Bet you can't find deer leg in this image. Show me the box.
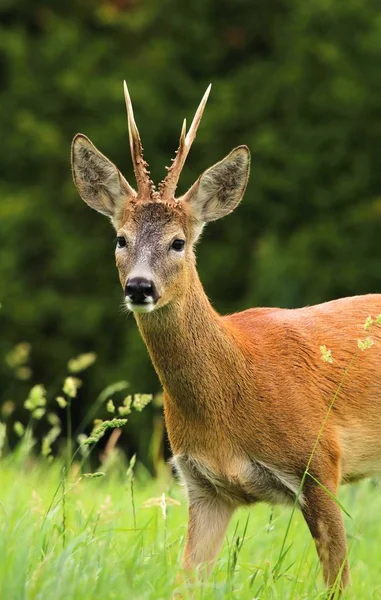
[301,477,350,593]
[182,498,235,573]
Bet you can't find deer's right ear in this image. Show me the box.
[184,145,250,226]
[71,134,136,220]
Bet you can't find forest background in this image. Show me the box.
[1,0,381,466]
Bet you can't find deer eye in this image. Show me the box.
[116,236,127,248]
[171,239,185,252]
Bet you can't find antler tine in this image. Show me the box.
[123,81,155,199]
[159,84,212,202]
[185,83,211,146]
[180,118,187,149]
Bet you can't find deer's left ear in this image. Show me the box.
[184,146,250,223]
[71,134,136,223]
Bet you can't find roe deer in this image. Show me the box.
[71,82,381,592]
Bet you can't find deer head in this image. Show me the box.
[71,83,250,313]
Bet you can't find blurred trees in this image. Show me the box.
[1,0,381,460]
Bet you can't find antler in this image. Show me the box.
[159,84,212,202]
[123,81,155,200]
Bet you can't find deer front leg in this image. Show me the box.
[182,498,235,573]
[302,478,350,593]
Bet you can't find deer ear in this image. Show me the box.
[71,134,136,221]
[185,146,250,224]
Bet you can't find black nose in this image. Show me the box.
[125,277,158,304]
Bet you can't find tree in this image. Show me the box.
[1,0,380,461]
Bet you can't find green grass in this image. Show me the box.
[0,456,380,600]
[3,346,381,599]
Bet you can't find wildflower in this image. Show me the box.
[82,418,128,445]
[24,385,46,411]
[5,343,31,368]
[15,367,32,381]
[320,345,333,364]
[68,352,97,373]
[2,400,16,418]
[160,492,167,520]
[118,395,132,416]
[77,434,90,457]
[56,396,67,409]
[77,433,88,445]
[126,454,136,481]
[358,337,374,351]
[376,315,381,325]
[364,316,373,331]
[32,408,45,420]
[106,399,115,414]
[63,377,82,398]
[42,426,61,458]
[13,421,25,437]
[46,412,61,426]
[142,494,181,512]
[92,419,103,431]
[133,393,153,412]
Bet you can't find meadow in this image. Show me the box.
[1,398,381,600]
[0,455,380,600]
[1,344,381,600]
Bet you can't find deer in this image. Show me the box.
[71,82,381,593]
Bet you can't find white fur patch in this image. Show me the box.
[125,300,155,313]
[172,454,304,508]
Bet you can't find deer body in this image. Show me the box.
[71,83,381,592]
[136,264,381,582]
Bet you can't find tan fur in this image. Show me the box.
[136,268,379,592]
[71,88,381,593]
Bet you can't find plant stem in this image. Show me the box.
[66,401,72,474]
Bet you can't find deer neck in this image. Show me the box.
[134,264,244,417]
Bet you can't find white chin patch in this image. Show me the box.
[125,300,156,314]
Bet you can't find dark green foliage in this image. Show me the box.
[1,0,381,459]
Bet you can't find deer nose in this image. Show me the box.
[125,277,158,304]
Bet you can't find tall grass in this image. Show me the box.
[0,314,380,599]
[0,458,380,599]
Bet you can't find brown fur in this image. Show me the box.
[137,267,380,591]
[72,106,381,592]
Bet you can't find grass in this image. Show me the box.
[0,455,380,600]
[3,338,381,599]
